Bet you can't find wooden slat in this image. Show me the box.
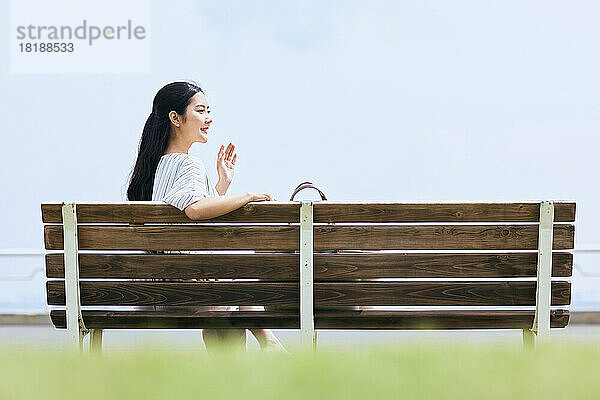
[47,281,299,307]
[48,309,570,330]
[314,281,570,307]
[41,202,300,224]
[42,202,576,224]
[314,225,574,250]
[43,224,574,251]
[46,281,570,307]
[43,225,299,251]
[50,309,299,329]
[45,253,300,280]
[45,252,573,279]
[313,202,576,223]
[313,252,573,279]
[315,309,570,329]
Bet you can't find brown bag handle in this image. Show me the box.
[289,181,327,201]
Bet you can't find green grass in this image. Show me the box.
[1,343,599,399]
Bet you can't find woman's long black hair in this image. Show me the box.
[126,81,203,201]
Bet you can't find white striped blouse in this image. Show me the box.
[152,152,218,210]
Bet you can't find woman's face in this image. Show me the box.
[176,91,212,144]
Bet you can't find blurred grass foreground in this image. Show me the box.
[1,344,599,399]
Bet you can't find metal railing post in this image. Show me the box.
[530,201,554,347]
[61,202,88,352]
[299,202,315,350]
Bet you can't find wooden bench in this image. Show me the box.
[41,201,575,352]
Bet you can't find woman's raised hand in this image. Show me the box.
[216,142,237,183]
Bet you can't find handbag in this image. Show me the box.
[289,181,327,201]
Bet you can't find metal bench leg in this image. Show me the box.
[62,203,88,352]
[90,329,103,353]
[530,201,554,348]
[300,202,316,351]
[522,329,535,349]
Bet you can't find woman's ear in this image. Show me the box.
[169,111,181,128]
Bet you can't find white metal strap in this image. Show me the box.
[299,202,315,350]
[62,202,87,351]
[532,201,554,342]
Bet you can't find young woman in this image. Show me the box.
[126,80,286,352]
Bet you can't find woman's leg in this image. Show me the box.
[239,305,287,352]
[202,328,246,352]
[195,305,246,352]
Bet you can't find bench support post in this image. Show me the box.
[89,329,103,353]
[300,202,316,351]
[528,201,554,348]
[62,203,88,352]
[522,328,535,350]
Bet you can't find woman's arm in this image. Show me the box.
[191,143,274,219]
[184,192,273,220]
[215,178,231,196]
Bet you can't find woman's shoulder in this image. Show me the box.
[184,153,207,167]
[157,154,208,185]
[160,152,205,163]
[159,153,206,170]
[159,152,190,164]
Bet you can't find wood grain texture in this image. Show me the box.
[47,281,299,307]
[41,202,300,224]
[314,281,570,307]
[43,224,574,251]
[45,252,573,279]
[45,253,300,280]
[314,225,574,250]
[49,309,569,330]
[313,202,576,223]
[46,281,570,307]
[313,309,570,329]
[312,252,573,279]
[41,202,576,223]
[44,225,299,251]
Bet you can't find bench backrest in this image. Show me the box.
[41,201,574,331]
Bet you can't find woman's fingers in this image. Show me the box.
[231,153,237,165]
[224,143,231,159]
[225,143,235,160]
[251,192,276,202]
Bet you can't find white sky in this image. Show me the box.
[1,1,599,310]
